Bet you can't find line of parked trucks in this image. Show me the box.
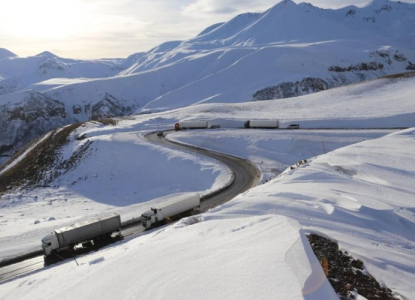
[41,193,201,257]
[174,120,299,130]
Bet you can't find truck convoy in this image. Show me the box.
[175,121,208,130]
[244,120,279,129]
[41,213,122,257]
[141,193,200,229]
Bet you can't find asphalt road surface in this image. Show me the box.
[146,131,261,211]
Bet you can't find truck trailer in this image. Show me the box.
[175,121,208,130]
[244,120,279,129]
[141,193,200,229]
[41,213,122,257]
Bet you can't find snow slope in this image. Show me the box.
[0,52,128,96]
[0,215,337,300]
[169,129,394,182]
[199,128,415,299]
[160,72,415,129]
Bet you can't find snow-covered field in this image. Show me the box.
[1,73,415,298]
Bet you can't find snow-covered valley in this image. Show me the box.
[0,67,415,298]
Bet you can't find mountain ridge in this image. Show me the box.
[1,0,415,164]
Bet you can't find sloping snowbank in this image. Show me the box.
[203,128,415,298]
[0,215,337,300]
[169,129,394,182]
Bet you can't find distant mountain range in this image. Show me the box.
[1,0,415,164]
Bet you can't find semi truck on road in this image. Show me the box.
[175,121,208,130]
[41,213,122,257]
[141,193,200,229]
[244,120,279,128]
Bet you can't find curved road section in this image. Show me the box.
[147,131,261,212]
[0,130,260,282]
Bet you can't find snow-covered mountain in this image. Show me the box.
[0,48,16,61]
[0,51,133,95]
[1,0,415,164]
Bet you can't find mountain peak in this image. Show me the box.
[272,0,297,9]
[35,51,58,58]
[363,0,392,8]
[265,0,298,15]
[0,48,17,59]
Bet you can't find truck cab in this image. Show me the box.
[42,232,59,256]
[141,209,156,228]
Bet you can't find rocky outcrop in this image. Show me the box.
[91,93,135,120]
[0,123,91,194]
[0,91,69,163]
[307,234,399,300]
[0,90,137,165]
[406,61,415,70]
[253,77,330,101]
[328,62,384,72]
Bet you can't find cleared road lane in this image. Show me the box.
[0,130,260,282]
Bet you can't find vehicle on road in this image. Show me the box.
[141,193,200,229]
[287,124,300,129]
[244,120,279,129]
[41,213,122,257]
[157,131,164,137]
[175,121,208,130]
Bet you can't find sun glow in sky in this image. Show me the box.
[1,0,414,59]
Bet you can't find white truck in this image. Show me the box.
[41,213,122,257]
[175,121,208,130]
[244,120,279,129]
[141,193,200,229]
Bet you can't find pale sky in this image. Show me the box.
[0,0,413,59]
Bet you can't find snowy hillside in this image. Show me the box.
[1,72,415,298]
[2,0,415,163]
[0,51,129,96]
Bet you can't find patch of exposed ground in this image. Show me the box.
[307,234,399,300]
[0,123,83,195]
[381,71,415,79]
[96,118,118,126]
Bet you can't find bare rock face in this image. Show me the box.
[72,105,82,114]
[0,91,137,165]
[91,93,134,120]
[328,62,384,72]
[253,77,330,100]
[307,234,399,300]
[0,91,69,163]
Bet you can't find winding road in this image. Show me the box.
[0,130,260,283]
